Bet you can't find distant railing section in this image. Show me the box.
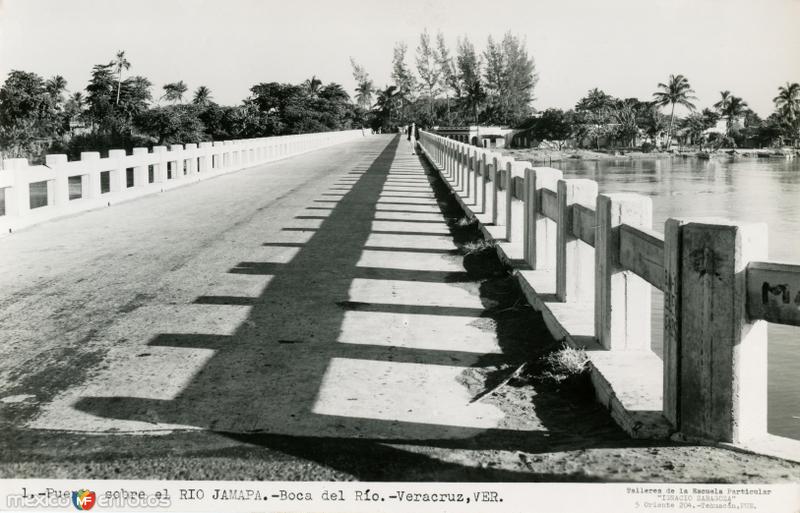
[0,129,368,234]
[419,130,799,446]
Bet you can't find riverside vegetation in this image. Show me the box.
[1,32,797,164]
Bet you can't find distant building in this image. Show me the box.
[433,126,514,148]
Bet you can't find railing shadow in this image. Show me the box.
[71,135,654,481]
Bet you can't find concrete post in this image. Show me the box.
[152,146,168,186]
[185,143,198,177]
[663,218,688,428]
[504,162,513,241]
[454,146,461,188]
[594,193,653,350]
[222,141,231,169]
[46,154,69,207]
[80,152,101,199]
[4,158,30,217]
[446,142,453,179]
[471,150,478,203]
[466,153,473,200]
[478,153,487,214]
[108,149,126,193]
[556,179,598,302]
[523,167,562,269]
[132,148,148,187]
[461,149,468,192]
[491,156,500,225]
[199,142,213,173]
[169,145,184,180]
[456,147,462,190]
[451,143,457,181]
[213,142,224,171]
[669,219,768,443]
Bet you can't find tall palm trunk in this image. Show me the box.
[115,70,122,105]
[665,103,676,149]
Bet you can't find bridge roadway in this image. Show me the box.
[1,134,797,481]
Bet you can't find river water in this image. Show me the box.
[552,155,800,440]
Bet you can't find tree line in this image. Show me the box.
[351,30,538,130]
[0,51,363,162]
[518,75,800,151]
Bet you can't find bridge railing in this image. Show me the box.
[0,129,368,235]
[419,130,800,455]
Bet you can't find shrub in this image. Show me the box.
[640,141,655,153]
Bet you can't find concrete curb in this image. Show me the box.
[418,143,674,440]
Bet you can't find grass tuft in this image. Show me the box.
[461,239,497,255]
[540,343,589,383]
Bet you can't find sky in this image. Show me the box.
[0,0,798,117]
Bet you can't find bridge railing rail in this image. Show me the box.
[0,129,367,235]
[419,129,799,452]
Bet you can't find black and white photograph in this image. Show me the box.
[0,0,799,511]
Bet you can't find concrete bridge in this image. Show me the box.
[0,132,798,480]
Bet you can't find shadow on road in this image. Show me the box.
[56,135,645,480]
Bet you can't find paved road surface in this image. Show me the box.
[1,135,798,482]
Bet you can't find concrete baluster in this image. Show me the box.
[108,149,126,193]
[131,148,148,187]
[198,142,213,173]
[80,152,101,199]
[4,158,31,218]
[46,154,69,207]
[461,148,468,191]
[491,156,500,225]
[664,219,767,443]
[471,150,478,204]
[594,193,653,350]
[556,179,598,302]
[212,142,224,171]
[444,142,450,178]
[465,152,472,200]
[167,144,182,181]
[504,162,513,240]
[450,143,456,180]
[151,146,168,187]
[506,161,530,242]
[478,152,487,214]
[184,143,198,178]
[523,167,562,269]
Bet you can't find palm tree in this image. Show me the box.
[162,81,188,103]
[64,92,84,128]
[320,83,349,103]
[713,90,732,113]
[613,104,639,147]
[720,95,748,137]
[774,82,800,117]
[680,113,710,150]
[774,83,800,145]
[303,76,323,98]
[45,75,67,106]
[113,50,131,105]
[374,85,399,127]
[192,85,212,106]
[354,79,374,110]
[653,74,698,149]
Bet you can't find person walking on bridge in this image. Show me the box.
[407,122,417,155]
